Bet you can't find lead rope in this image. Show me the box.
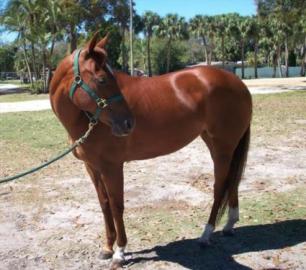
[0,121,97,184]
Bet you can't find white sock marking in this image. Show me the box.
[112,246,125,262]
[223,207,239,232]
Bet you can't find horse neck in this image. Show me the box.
[113,71,136,89]
[50,63,89,141]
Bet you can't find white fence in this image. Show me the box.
[235,66,304,79]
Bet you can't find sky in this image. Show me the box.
[1,0,256,43]
[134,0,256,19]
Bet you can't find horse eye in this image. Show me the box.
[97,77,107,84]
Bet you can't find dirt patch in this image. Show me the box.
[0,135,305,269]
[0,90,306,269]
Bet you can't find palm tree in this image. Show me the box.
[215,15,227,68]
[247,16,260,78]
[225,13,248,78]
[1,0,35,86]
[297,14,306,76]
[237,16,249,79]
[206,16,217,65]
[157,14,188,73]
[142,11,160,76]
[43,0,63,90]
[189,15,210,64]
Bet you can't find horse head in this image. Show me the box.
[69,32,135,137]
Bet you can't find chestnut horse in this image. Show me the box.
[50,33,252,265]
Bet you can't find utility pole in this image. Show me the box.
[129,0,134,76]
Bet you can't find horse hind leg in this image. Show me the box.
[199,144,234,246]
[199,127,250,246]
[222,187,239,236]
[222,127,250,236]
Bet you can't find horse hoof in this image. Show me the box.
[222,229,235,236]
[110,259,124,270]
[98,250,114,260]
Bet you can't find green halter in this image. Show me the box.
[69,49,123,123]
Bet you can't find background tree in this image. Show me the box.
[189,15,210,64]
[142,11,160,76]
[0,44,16,74]
[247,16,260,78]
[156,14,188,73]
[214,14,227,67]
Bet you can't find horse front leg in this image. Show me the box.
[85,163,116,259]
[100,162,127,266]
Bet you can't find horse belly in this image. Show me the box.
[126,120,204,161]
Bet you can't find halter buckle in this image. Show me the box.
[97,98,108,108]
[74,75,82,85]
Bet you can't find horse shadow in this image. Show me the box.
[125,219,306,270]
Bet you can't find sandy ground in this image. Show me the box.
[0,136,305,270]
[0,77,305,269]
[0,99,51,113]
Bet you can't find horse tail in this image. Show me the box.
[216,125,251,224]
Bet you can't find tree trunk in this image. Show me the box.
[241,39,245,79]
[42,48,49,94]
[202,36,208,64]
[30,41,39,80]
[166,39,172,73]
[121,28,128,72]
[23,50,33,88]
[69,24,77,53]
[254,41,258,79]
[147,35,152,77]
[208,34,214,65]
[21,38,34,88]
[301,53,306,77]
[272,52,277,78]
[277,46,283,78]
[208,49,212,65]
[222,36,225,68]
[46,35,56,91]
[300,39,306,76]
[285,36,289,77]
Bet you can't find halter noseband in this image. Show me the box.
[69,49,123,123]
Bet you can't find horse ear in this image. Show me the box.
[96,33,109,49]
[88,31,101,54]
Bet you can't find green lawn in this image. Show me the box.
[0,110,66,153]
[0,91,305,163]
[251,91,306,146]
[0,92,49,102]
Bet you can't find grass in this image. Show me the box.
[240,188,306,225]
[252,91,306,147]
[0,92,49,102]
[0,111,68,174]
[1,91,304,156]
[0,110,66,152]
[0,91,305,270]
[125,187,306,247]
[0,90,305,189]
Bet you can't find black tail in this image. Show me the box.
[216,126,251,224]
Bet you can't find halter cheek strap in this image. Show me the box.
[69,49,123,123]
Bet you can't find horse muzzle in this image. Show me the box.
[111,117,135,137]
